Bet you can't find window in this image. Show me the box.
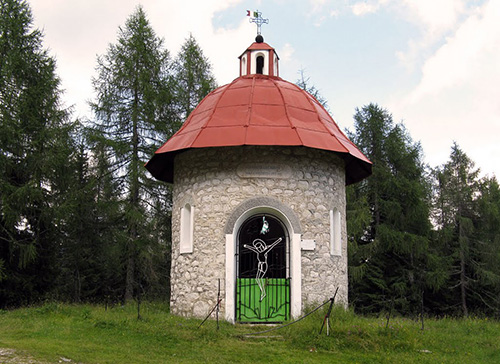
[180,203,194,254]
[330,209,341,256]
[241,55,247,76]
[256,55,264,74]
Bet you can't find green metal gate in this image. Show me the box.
[236,215,290,323]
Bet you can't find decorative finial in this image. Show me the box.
[247,10,269,36]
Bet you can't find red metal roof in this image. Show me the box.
[146,74,372,185]
[239,41,275,56]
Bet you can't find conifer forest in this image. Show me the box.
[1,0,499,318]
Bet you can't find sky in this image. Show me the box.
[29,0,499,178]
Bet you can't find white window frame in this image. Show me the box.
[330,208,342,256]
[250,51,269,75]
[180,203,194,254]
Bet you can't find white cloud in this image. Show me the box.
[389,0,500,176]
[400,0,467,36]
[277,43,301,80]
[351,2,380,16]
[278,43,295,63]
[309,0,328,14]
[313,15,329,27]
[330,9,340,17]
[29,0,250,118]
[307,0,342,26]
[402,1,499,105]
[391,0,474,70]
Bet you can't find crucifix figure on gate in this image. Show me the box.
[244,237,282,301]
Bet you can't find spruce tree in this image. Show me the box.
[296,68,329,109]
[89,6,174,302]
[173,34,217,120]
[0,0,73,306]
[52,129,118,302]
[347,104,436,315]
[432,143,499,316]
[475,177,500,315]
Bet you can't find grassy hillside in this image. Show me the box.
[1,302,499,363]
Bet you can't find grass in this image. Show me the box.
[1,302,499,363]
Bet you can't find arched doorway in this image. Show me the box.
[235,214,290,323]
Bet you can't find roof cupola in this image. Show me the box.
[239,35,279,77]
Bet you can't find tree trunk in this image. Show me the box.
[125,85,140,302]
[460,248,468,317]
[74,268,81,303]
[125,246,135,301]
[459,219,468,317]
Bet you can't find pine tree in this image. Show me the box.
[296,68,329,110]
[89,139,126,302]
[89,6,174,302]
[347,104,436,315]
[475,177,500,315]
[432,143,499,316]
[52,128,119,302]
[0,0,73,306]
[173,34,217,121]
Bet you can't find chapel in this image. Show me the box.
[146,27,371,323]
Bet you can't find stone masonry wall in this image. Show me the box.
[170,146,347,318]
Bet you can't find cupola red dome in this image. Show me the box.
[146,71,371,184]
[146,37,371,184]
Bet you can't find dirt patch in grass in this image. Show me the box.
[0,348,80,364]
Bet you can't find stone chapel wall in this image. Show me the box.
[170,146,347,318]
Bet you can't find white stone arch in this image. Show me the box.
[250,50,269,75]
[224,197,302,322]
[241,54,247,76]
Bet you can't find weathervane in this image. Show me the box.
[247,10,269,35]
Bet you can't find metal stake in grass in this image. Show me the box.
[216,279,220,330]
[198,279,223,329]
[319,287,338,336]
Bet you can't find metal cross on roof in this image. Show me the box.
[247,10,269,35]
